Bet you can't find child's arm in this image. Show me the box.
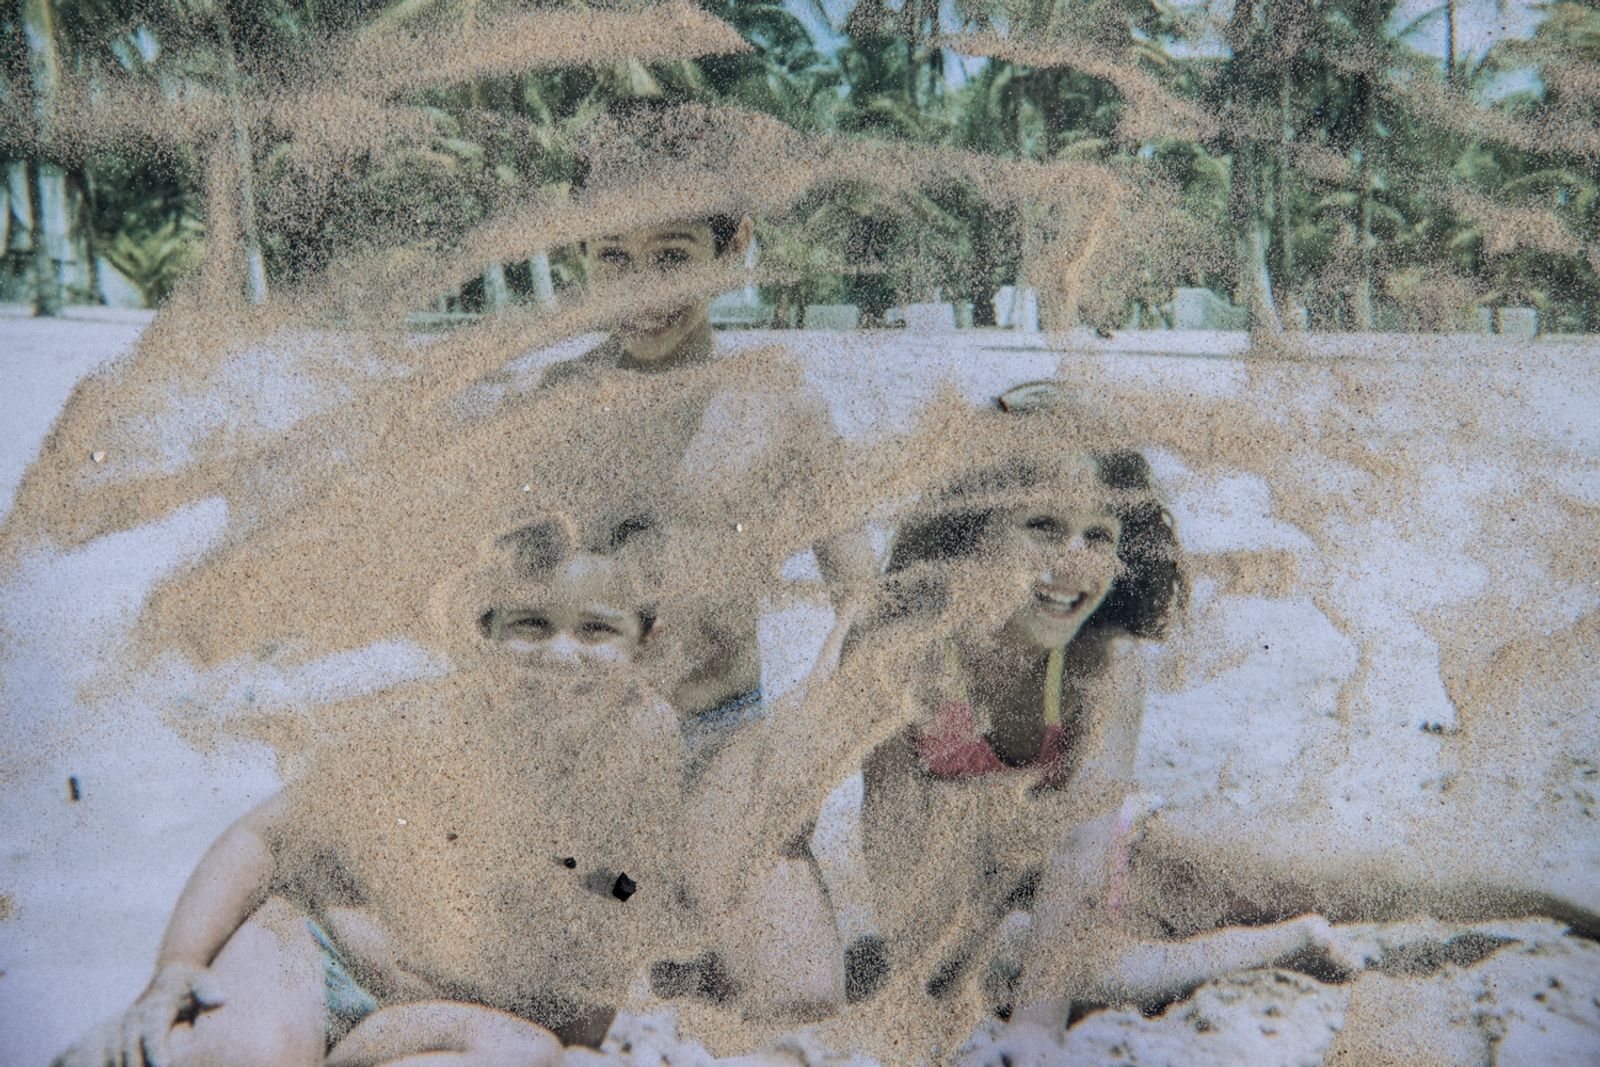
[1053,634,1147,815]
[683,612,919,912]
[151,792,286,974]
[53,793,288,1067]
[1008,641,1149,1007]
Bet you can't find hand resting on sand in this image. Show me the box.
[51,960,224,1067]
[965,913,1375,1067]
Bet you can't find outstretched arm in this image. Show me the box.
[683,605,923,904]
[53,793,287,1067]
[679,611,920,1016]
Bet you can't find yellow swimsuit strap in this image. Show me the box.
[1043,644,1065,728]
[941,638,1067,728]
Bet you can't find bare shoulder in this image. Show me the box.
[1069,628,1148,696]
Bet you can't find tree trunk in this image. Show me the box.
[1223,0,1281,338]
[1353,148,1375,330]
[7,162,32,305]
[21,0,65,315]
[25,161,62,315]
[1445,0,1457,84]
[529,250,556,308]
[1038,70,1069,159]
[74,168,105,304]
[970,205,999,327]
[0,169,9,254]
[1276,64,1297,329]
[1231,142,1282,337]
[904,35,917,109]
[211,4,268,305]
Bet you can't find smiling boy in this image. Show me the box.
[541,214,755,384]
[533,187,873,738]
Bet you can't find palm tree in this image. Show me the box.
[13,0,68,314]
[1449,1,1600,329]
[702,0,841,129]
[1212,0,1289,334]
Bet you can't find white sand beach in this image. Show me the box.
[3,313,1598,1065]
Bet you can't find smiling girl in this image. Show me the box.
[848,431,1183,992]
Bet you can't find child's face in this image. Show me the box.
[487,553,645,668]
[586,221,722,363]
[981,496,1123,651]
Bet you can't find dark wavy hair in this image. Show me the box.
[571,98,742,255]
[882,450,1185,640]
[475,515,659,638]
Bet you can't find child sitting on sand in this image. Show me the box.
[842,393,1188,1009]
[718,387,1365,1055]
[50,513,829,1067]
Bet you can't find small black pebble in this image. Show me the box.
[562,856,577,869]
[67,776,81,802]
[612,872,637,901]
[445,832,458,842]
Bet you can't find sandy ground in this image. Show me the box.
[3,313,1598,1065]
[0,309,285,1066]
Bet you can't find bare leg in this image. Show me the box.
[327,1002,561,1067]
[1012,914,1338,1030]
[164,897,327,1067]
[722,857,846,1021]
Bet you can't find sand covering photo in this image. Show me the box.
[2,2,1598,1065]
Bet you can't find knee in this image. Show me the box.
[165,900,325,1067]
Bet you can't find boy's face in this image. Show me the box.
[488,553,645,668]
[585,221,728,364]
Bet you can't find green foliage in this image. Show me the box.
[23,0,1599,330]
[102,212,205,306]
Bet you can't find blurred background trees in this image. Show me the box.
[2,0,1593,334]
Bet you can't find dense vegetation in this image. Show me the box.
[2,0,1596,333]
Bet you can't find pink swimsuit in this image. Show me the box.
[910,654,1134,919]
[914,698,1069,787]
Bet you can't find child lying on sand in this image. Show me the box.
[51,515,836,1067]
